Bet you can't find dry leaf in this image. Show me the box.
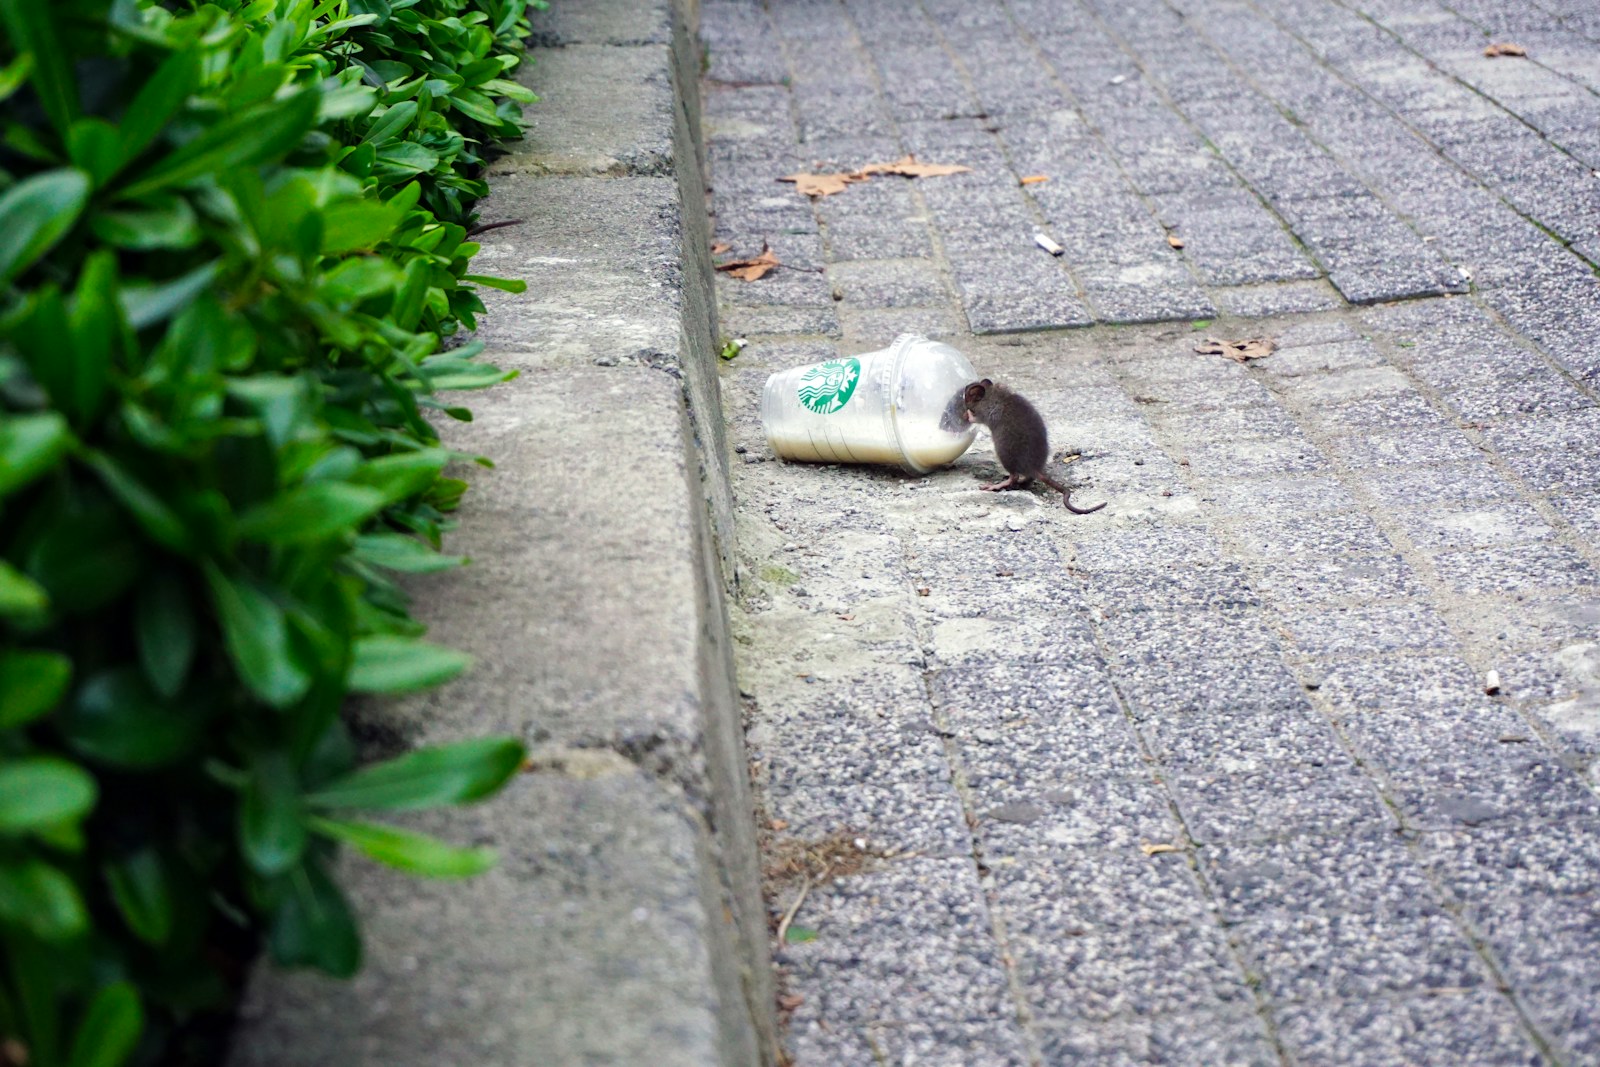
[836,613,856,621]
[1483,41,1526,57]
[1020,174,1050,185]
[857,154,973,178]
[777,994,805,1011]
[1167,234,1185,249]
[1140,842,1180,856]
[916,586,931,596]
[778,171,863,197]
[715,243,781,281]
[1194,336,1276,362]
[710,241,730,254]
[770,819,789,830]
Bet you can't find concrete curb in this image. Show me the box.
[227,1,774,1063]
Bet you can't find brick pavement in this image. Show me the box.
[704,0,1600,1062]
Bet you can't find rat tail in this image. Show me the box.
[1036,471,1107,515]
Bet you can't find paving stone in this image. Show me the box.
[1309,653,1492,713]
[1034,1006,1279,1067]
[1416,818,1600,904]
[1277,600,1458,657]
[778,857,1015,1024]
[1171,759,1395,843]
[987,846,1213,931]
[1200,473,1365,516]
[1250,552,1429,604]
[1143,702,1345,772]
[1214,281,1345,316]
[1274,991,1545,1067]
[1010,917,1253,1023]
[1111,652,1312,720]
[1361,460,1525,507]
[1426,542,1600,595]
[1220,511,1392,557]
[785,1018,1033,1067]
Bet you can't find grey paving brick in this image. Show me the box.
[1309,653,1492,713]
[1010,917,1253,1022]
[1388,501,1560,550]
[785,1018,1033,1067]
[1361,459,1525,507]
[1220,511,1393,557]
[1426,542,1600,594]
[1143,702,1344,772]
[779,857,1015,1024]
[987,845,1213,932]
[1171,758,1394,843]
[1416,817,1600,903]
[1274,991,1544,1067]
[1201,474,1365,516]
[1034,1007,1279,1067]
[1251,552,1430,604]
[1278,600,1459,657]
[1214,280,1345,317]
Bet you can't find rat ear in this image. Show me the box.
[981,378,993,387]
[964,382,986,404]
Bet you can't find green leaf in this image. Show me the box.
[0,169,91,286]
[416,359,514,390]
[135,572,195,699]
[346,636,472,695]
[0,650,72,729]
[64,250,121,421]
[241,752,307,877]
[236,482,388,544]
[66,983,142,1067]
[119,260,221,330]
[119,89,319,199]
[0,561,49,617]
[461,273,526,293]
[58,668,205,769]
[118,48,199,166]
[0,411,73,496]
[66,118,121,187]
[106,849,174,946]
[359,100,417,144]
[0,52,33,104]
[202,564,312,709]
[352,532,464,573]
[268,861,360,977]
[0,0,78,134]
[321,199,403,253]
[0,758,97,834]
[306,736,524,811]
[90,198,202,251]
[310,816,496,878]
[784,925,818,943]
[349,449,447,502]
[84,452,190,552]
[0,858,88,940]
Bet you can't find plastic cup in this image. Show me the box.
[760,334,980,474]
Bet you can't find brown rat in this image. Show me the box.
[962,378,1105,515]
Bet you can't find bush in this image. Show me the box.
[0,0,536,1062]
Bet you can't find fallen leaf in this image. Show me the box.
[777,994,805,1011]
[710,241,730,254]
[916,586,931,596]
[1140,842,1181,856]
[1483,41,1526,57]
[995,569,1014,577]
[1194,336,1277,362]
[857,154,972,178]
[1020,174,1050,184]
[715,243,781,281]
[784,924,818,943]
[1167,234,1185,249]
[836,613,855,621]
[778,171,863,197]
[770,819,789,830]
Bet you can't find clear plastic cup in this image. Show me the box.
[760,334,979,474]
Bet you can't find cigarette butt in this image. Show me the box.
[1485,669,1501,695]
[1034,232,1064,256]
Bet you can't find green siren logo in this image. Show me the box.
[797,357,861,414]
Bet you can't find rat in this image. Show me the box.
[961,378,1106,515]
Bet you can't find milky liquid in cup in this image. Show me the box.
[760,335,979,473]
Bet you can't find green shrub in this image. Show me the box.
[0,0,536,1062]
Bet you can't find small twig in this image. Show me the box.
[774,873,812,945]
[465,218,524,238]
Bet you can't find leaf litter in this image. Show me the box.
[780,154,972,199]
[1194,336,1277,363]
[714,242,782,281]
[1483,41,1527,57]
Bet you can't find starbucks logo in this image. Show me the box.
[796,357,861,414]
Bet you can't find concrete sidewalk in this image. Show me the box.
[706,0,1600,1063]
